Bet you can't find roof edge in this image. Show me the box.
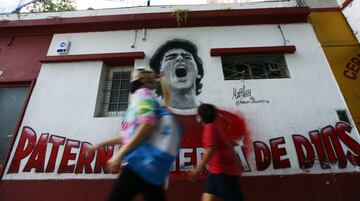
[0,6,310,35]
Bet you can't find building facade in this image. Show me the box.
[308,0,360,133]
[340,0,360,41]
[1,1,360,201]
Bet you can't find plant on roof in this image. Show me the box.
[172,9,190,27]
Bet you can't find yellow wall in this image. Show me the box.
[309,11,360,130]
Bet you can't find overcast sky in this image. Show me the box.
[76,0,207,10]
[0,0,207,13]
[1,0,345,14]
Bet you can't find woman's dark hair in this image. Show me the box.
[198,103,217,124]
[149,39,204,95]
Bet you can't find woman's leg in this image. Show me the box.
[142,181,166,201]
[107,167,142,201]
[202,193,219,201]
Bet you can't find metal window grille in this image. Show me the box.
[221,54,290,80]
[102,68,132,117]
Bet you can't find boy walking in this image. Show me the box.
[189,103,245,201]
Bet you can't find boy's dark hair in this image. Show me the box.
[198,103,217,123]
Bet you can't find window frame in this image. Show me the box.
[0,80,34,179]
[101,66,133,117]
[221,53,291,80]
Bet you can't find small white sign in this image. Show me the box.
[56,40,71,54]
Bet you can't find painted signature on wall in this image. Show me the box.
[233,86,270,105]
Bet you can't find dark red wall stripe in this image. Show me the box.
[210,45,296,57]
[310,7,341,12]
[1,173,360,201]
[0,7,310,35]
[0,81,32,88]
[40,52,145,66]
[0,34,53,82]
[342,0,354,10]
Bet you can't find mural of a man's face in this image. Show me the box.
[149,39,203,111]
[160,48,198,92]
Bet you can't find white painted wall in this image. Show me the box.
[3,62,121,179]
[343,0,360,41]
[4,21,360,179]
[337,0,346,6]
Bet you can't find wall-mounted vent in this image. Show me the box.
[337,110,351,125]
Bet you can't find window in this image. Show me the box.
[101,67,132,117]
[0,87,29,164]
[337,110,351,125]
[221,54,290,80]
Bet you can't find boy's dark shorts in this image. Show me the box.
[205,173,244,201]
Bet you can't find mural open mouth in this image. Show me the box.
[175,67,187,78]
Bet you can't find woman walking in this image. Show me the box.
[89,67,182,201]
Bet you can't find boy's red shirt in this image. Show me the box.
[203,121,242,176]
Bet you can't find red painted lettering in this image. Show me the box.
[58,139,80,173]
[336,122,360,166]
[270,137,290,169]
[253,141,271,171]
[94,146,115,174]
[23,133,49,172]
[292,135,315,169]
[75,142,95,173]
[8,127,37,173]
[321,126,347,168]
[46,135,66,172]
[309,130,330,169]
